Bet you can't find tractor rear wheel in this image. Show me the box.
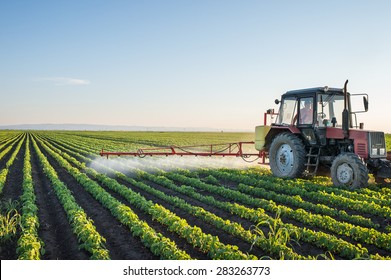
[330,153,369,189]
[269,133,306,178]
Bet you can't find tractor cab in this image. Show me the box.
[274,87,368,146]
[275,87,345,146]
[276,87,346,128]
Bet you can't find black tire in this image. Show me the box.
[330,153,369,189]
[269,133,306,178]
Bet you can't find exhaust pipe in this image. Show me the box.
[342,79,349,139]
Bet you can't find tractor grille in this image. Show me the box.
[356,143,367,158]
[369,131,386,158]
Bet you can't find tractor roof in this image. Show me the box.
[283,87,345,98]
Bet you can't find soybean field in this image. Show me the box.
[1,131,391,260]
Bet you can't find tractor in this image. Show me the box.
[255,80,391,188]
[100,80,391,189]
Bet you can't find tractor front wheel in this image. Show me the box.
[330,153,368,189]
[269,133,306,178]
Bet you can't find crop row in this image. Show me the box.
[0,133,23,163]
[33,135,193,260]
[163,171,391,255]
[35,135,256,260]
[31,136,110,259]
[37,133,382,259]
[0,131,22,143]
[0,133,23,149]
[208,169,391,219]
[35,134,306,259]
[39,132,390,227]
[230,168,391,205]
[198,170,377,228]
[16,135,44,259]
[41,130,256,153]
[119,171,305,259]
[34,132,391,259]
[0,134,26,194]
[137,170,379,259]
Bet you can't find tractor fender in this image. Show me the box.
[263,126,301,151]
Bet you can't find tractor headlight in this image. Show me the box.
[372,148,378,155]
[379,148,386,156]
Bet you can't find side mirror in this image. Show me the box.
[274,99,280,105]
[331,117,337,127]
[363,96,368,112]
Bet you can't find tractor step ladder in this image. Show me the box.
[305,147,321,176]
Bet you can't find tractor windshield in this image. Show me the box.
[276,97,298,125]
[317,94,345,127]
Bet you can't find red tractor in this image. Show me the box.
[255,80,391,188]
[100,80,391,189]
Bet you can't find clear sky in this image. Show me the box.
[1,0,391,132]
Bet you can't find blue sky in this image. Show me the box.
[1,0,391,131]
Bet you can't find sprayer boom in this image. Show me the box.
[100,141,262,160]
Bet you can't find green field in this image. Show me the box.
[0,131,391,260]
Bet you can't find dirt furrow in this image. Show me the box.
[30,141,89,260]
[35,139,160,260]
[114,176,266,258]
[1,137,25,202]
